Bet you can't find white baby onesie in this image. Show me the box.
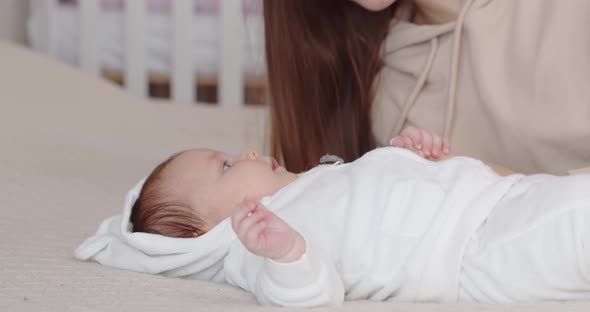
[222,147,520,306]
[459,173,590,303]
[78,147,590,307]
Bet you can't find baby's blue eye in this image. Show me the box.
[222,161,231,172]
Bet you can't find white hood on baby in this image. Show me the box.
[74,178,236,282]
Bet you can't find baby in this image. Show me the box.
[76,128,590,307]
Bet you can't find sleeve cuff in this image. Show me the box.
[263,241,320,289]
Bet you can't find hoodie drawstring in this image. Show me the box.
[390,0,476,141]
[393,37,439,136]
[443,0,476,139]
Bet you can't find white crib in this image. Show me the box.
[29,0,263,107]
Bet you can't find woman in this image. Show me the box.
[263,0,590,175]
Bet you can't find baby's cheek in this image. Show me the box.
[266,178,283,195]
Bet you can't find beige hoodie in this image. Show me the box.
[372,0,590,175]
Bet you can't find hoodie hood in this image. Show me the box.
[74,178,237,282]
[74,166,319,282]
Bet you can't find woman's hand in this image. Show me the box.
[231,199,306,263]
[389,126,451,160]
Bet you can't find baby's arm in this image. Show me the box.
[390,127,515,176]
[231,199,306,263]
[229,200,344,307]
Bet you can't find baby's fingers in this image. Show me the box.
[231,199,257,233]
[244,221,267,251]
[236,205,267,239]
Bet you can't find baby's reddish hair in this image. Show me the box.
[130,153,206,238]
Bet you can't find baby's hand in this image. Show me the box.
[389,126,450,160]
[231,199,306,263]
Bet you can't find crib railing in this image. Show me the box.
[33,0,247,107]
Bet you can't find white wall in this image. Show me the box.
[0,0,30,45]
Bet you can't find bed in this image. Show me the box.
[1,41,590,311]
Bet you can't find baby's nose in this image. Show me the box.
[241,148,258,160]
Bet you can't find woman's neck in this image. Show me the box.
[411,0,463,24]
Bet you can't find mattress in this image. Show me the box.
[27,4,266,75]
[1,41,590,311]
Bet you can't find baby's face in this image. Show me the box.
[164,149,298,231]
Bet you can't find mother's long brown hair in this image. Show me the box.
[264,0,397,172]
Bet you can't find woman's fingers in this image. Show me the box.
[392,127,451,159]
[401,126,423,149]
[419,128,433,158]
[431,133,443,158]
[390,135,417,150]
[390,134,421,156]
[402,136,416,151]
[443,138,451,155]
[389,136,405,148]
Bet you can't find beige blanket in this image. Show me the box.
[1,41,589,311]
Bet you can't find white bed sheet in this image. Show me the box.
[27,5,266,75]
[1,41,590,311]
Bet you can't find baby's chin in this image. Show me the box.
[281,170,299,182]
[275,173,298,191]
